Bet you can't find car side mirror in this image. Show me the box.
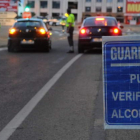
[78,26,81,29]
[120,25,124,29]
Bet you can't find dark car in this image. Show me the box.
[8,18,51,52]
[78,16,123,53]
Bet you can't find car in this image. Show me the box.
[49,17,66,26]
[48,18,59,26]
[78,16,123,53]
[36,17,48,24]
[8,18,51,52]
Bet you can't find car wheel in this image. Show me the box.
[46,47,50,52]
[78,44,84,53]
[44,46,50,52]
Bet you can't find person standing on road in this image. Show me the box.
[66,9,75,53]
[61,18,66,33]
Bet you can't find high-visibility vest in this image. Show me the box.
[66,14,75,27]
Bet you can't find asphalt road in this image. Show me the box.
[0,31,139,140]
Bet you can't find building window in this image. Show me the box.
[118,0,123,2]
[28,1,35,8]
[40,1,48,8]
[96,0,102,2]
[86,0,91,2]
[68,2,78,9]
[107,0,112,2]
[117,6,123,12]
[52,1,60,9]
[85,7,91,12]
[52,13,60,18]
[96,7,101,12]
[40,13,48,17]
[107,7,112,12]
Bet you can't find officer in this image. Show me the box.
[66,9,75,53]
[60,18,66,33]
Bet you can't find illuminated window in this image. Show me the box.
[117,6,123,12]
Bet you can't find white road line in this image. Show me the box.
[59,34,63,36]
[54,31,59,34]
[0,47,7,51]
[0,54,82,140]
[60,37,67,40]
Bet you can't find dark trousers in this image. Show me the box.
[62,25,65,30]
[67,27,74,47]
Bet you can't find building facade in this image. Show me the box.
[23,0,140,24]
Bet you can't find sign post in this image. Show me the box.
[103,36,140,129]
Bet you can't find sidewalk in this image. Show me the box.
[0,26,10,48]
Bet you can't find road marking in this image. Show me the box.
[53,57,66,64]
[60,37,67,40]
[54,31,59,34]
[59,34,63,36]
[0,47,7,51]
[0,54,83,140]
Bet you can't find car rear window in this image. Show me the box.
[14,21,41,28]
[84,18,117,27]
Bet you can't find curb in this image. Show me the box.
[0,45,7,48]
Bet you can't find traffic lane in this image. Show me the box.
[0,39,77,132]
[9,53,102,140]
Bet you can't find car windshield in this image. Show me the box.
[14,21,41,28]
[84,18,117,27]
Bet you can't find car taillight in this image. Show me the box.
[46,32,50,38]
[9,28,16,34]
[80,29,86,34]
[114,28,119,34]
[80,28,90,35]
[39,28,46,34]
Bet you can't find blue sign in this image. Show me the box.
[104,41,140,129]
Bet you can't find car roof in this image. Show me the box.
[16,18,43,22]
[85,16,116,20]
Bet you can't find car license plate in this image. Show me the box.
[92,38,102,42]
[21,39,34,44]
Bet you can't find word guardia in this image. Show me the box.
[111,46,140,60]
